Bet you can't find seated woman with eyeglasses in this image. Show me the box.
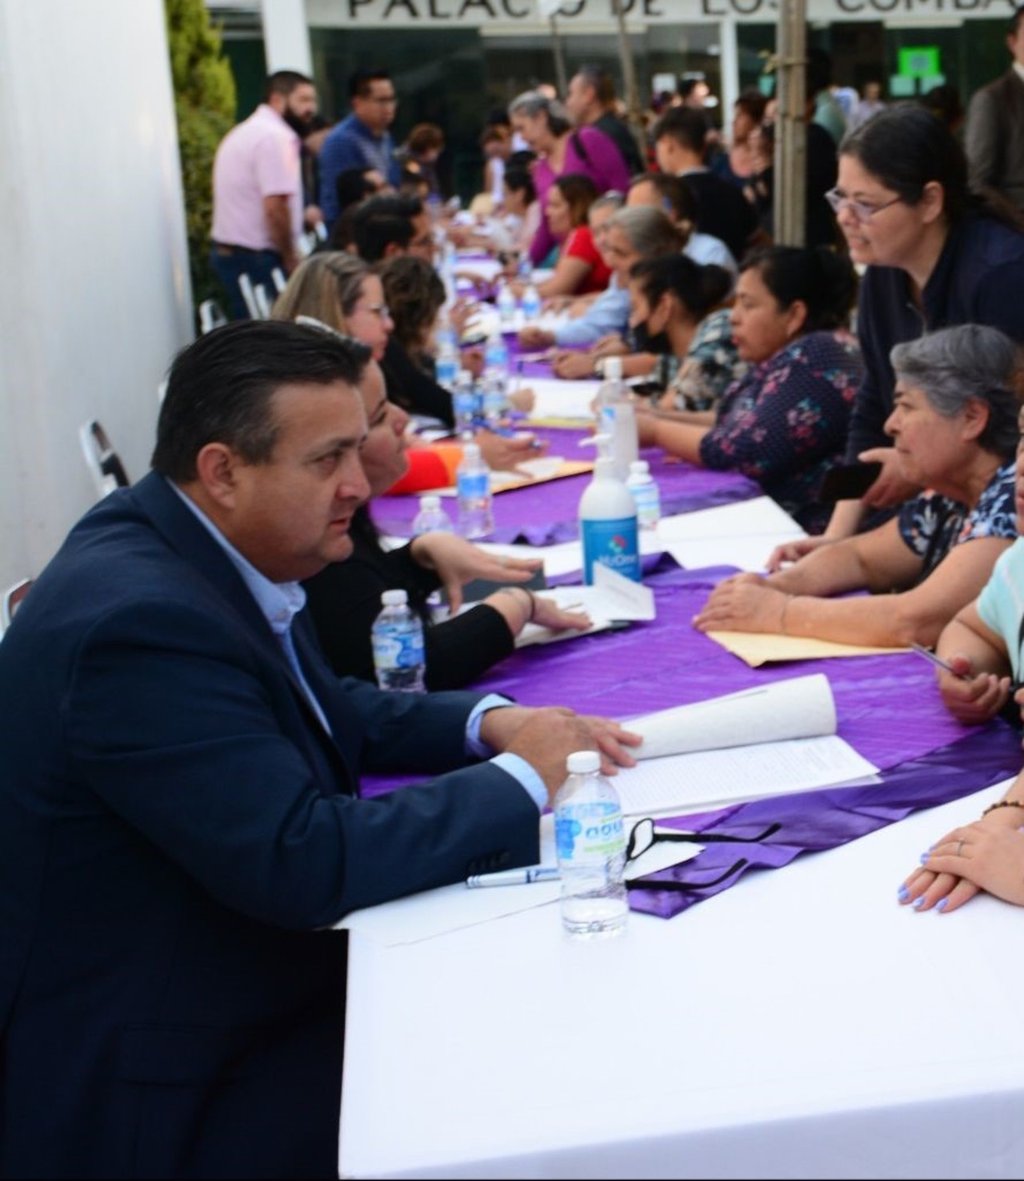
[301,354,592,690]
[635,245,863,533]
[273,252,543,489]
[770,103,1024,569]
[694,323,1021,651]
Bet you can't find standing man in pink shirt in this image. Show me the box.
[211,70,318,318]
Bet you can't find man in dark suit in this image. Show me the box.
[966,4,1024,212]
[0,322,637,1179]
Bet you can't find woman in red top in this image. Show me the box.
[515,173,612,302]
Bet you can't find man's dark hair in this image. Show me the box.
[652,106,708,153]
[576,64,616,107]
[336,167,382,215]
[1011,4,1024,35]
[153,321,371,483]
[503,162,537,205]
[263,70,313,102]
[630,171,698,224]
[676,75,705,101]
[349,193,424,262]
[349,67,391,100]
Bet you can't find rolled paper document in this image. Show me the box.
[628,673,836,761]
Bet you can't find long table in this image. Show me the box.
[340,412,1024,1179]
[371,429,760,547]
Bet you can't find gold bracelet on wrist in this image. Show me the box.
[982,798,1024,817]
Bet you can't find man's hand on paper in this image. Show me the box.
[481,706,642,799]
[936,654,1012,726]
[693,574,789,635]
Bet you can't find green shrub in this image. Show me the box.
[165,0,236,319]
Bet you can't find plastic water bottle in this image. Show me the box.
[578,445,640,585]
[481,373,508,429]
[440,239,458,306]
[520,281,542,325]
[496,281,517,331]
[595,355,638,481]
[370,589,426,693]
[456,441,494,539]
[554,750,628,939]
[411,494,454,536]
[484,331,510,383]
[626,459,661,530]
[435,311,459,391]
[452,369,479,434]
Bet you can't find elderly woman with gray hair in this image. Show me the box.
[693,323,1021,648]
[507,89,630,269]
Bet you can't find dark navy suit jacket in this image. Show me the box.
[0,473,539,1179]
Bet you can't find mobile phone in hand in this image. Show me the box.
[818,461,883,502]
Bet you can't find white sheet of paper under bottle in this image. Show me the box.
[613,673,879,816]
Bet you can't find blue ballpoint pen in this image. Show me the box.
[466,866,561,888]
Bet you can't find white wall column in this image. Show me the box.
[260,0,313,75]
[0,0,192,589]
[719,19,739,135]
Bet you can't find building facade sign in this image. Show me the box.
[306,0,1017,25]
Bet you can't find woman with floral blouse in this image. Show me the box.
[635,245,862,532]
[693,323,1020,651]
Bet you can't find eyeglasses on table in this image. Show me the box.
[624,816,781,894]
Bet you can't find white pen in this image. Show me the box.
[466,865,561,888]
[910,642,969,680]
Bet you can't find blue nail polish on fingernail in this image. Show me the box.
[897,884,909,900]
[919,853,930,865]
[913,896,926,909]
[936,898,948,912]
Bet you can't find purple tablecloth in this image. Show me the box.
[372,431,759,545]
[362,560,996,791]
[359,558,1023,915]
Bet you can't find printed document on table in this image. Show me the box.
[524,378,601,422]
[656,496,805,541]
[339,818,702,947]
[628,674,834,760]
[339,817,564,946]
[706,630,911,667]
[514,565,656,647]
[613,735,879,816]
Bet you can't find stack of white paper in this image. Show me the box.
[655,496,807,573]
[629,673,835,760]
[613,674,878,815]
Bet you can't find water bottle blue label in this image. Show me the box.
[581,516,640,584]
[556,801,624,862]
[457,470,489,498]
[372,625,424,669]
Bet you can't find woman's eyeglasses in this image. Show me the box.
[824,187,902,222]
[624,817,781,894]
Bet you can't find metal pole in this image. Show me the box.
[549,15,568,97]
[773,0,807,246]
[719,19,739,144]
[612,0,646,167]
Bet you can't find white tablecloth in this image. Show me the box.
[339,780,1024,1179]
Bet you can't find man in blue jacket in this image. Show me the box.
[319,67,403,231]
[0,322,636,1178]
